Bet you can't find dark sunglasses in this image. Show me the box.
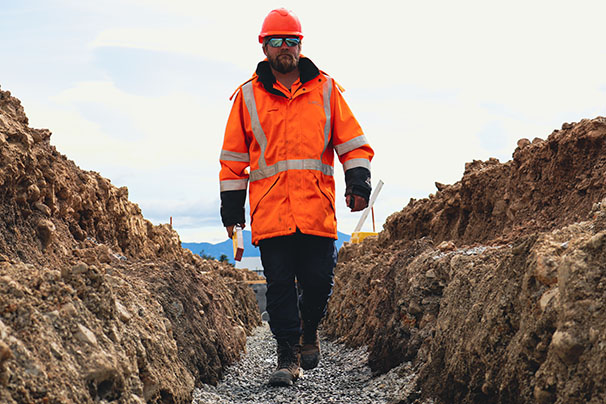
[266,37,300,48]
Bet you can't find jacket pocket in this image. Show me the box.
[250,174,281,220]
[314,172,336,217]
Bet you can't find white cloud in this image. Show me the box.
[46,80,227,168]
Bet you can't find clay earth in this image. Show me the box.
[0,86,261,403]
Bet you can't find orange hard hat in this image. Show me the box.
[258,8,303,43]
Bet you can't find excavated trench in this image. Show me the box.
[2,84,606,404]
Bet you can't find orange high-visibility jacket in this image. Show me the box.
[219,57,374,245]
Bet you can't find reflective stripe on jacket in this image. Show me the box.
[219,57,374,244]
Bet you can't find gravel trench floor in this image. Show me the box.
[193,322,428,404]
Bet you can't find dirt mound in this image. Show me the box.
[382,117,606,247]
[324,117,606,403]
[0,86,261,403]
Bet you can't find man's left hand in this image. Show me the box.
[345,194,368,212]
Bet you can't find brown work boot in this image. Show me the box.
[300,325,320,370]
[268,341,300,386]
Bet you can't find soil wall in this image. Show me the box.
[324,117,606,404]
[0,86,261,404]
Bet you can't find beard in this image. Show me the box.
[268,52,299,74]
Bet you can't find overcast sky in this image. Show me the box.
[1,0,605,243]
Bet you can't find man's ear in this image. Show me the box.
[262,44,268,57]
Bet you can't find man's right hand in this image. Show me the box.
[226,223,246,238]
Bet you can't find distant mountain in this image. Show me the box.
[182,230,258,262]
[182,230,351,264]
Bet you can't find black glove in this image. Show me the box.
[220,190,246,227]
[344,167,371,203]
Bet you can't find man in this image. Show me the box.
[219,8,374,386]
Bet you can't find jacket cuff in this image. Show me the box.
[344,167,371,202]
[220,190,246,226]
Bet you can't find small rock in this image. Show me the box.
[12,131,34,147]
[408,302,422,315]
[94,244,113,263]
[49,342,62,360]
[115,301,132,323]
[56,187,69,200]
[551,329,584,364]
[163,318,173,335]
[27,184,40,202]
[535,255,558,286]
[75,324,98,346]
[44,310,60,323]
[437,241,455,251]
[15,192,27,205]
[534,385,556,404]
[0,341,9,385]
[72,262,88,275]
[517,138,531,149]
[108,324,121,343]
[130,394,146,404]
[86,353,116,383]
[60,302,78,317]
[591,202,601,213]
[589,327,599,344]
[169,300,184,318]
[0,341,12,363]
[36,219,55,248]
[60,266,71,279]
[34,201,51,216]
[539,288,559,311]
[492,199,507,216]
[24,361,42,377]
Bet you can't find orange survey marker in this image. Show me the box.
[232,225,244,261]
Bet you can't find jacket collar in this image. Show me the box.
[255,56,321,97]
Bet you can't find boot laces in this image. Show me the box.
[277,343,298,369]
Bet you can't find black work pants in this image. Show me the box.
[259,231,337,344]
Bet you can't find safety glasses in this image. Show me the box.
[266,37,300,48]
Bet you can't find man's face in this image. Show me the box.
[263,37,301,74]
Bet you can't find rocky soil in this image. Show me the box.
[324,116,606,403]
[193,323,425,404]
[0,85,261,403]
